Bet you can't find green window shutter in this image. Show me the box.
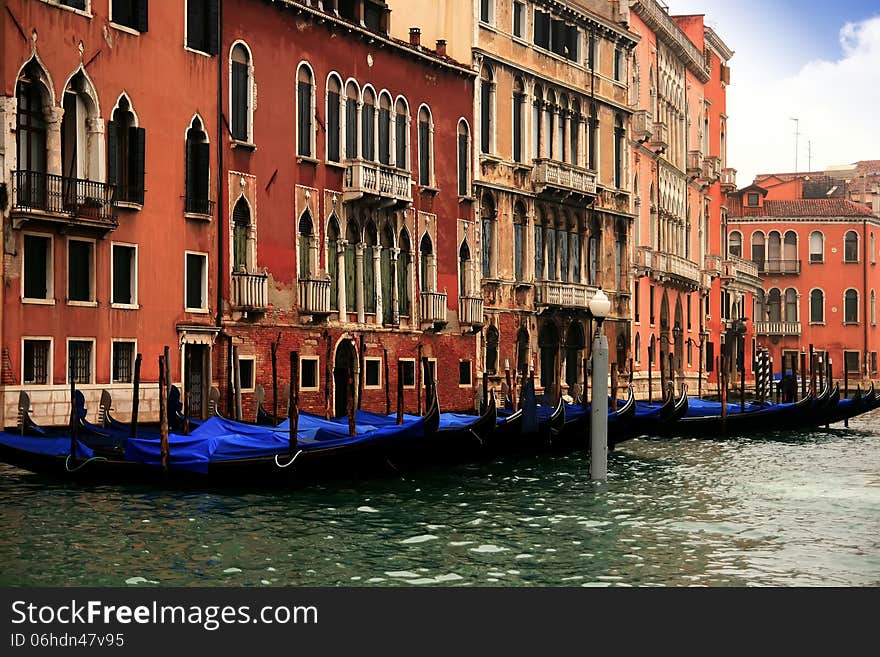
[107,120,118,188]
[129,126,145,205]
[136,0,149,32]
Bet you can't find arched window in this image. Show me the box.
[544,90,555,159]
[767,288,782,322]
[516,328,530,374]
[783,231,797,271]
[751,231,765,269]
[872,290,877,325]
[398,229,412,316]
[810,289,824,324]
[363,222,377,314]
[185,116,210,215]
[361,87,376,162]
[532,85,542,159]
[16,60,50,193]
[809,231,824,263]
[108,95,145,204]
[558,96,568,163]
[327,216,340,311]
[419,233,434,292]
[649,334,656,365]
[614,114,625,188]
[418,106,432,186]
[481,193,495,279]
[570,215,581,283]
[395,98,409,169]
[485,325,499,375]
[588,224,600,286]
[297,64,314,157]
[570,99,581,166]
[326,74,342,163]
[844,230,859,263]
[754,289,765,322]
[513,202,526,282]
[728,231,742,257]
[297,211,313,279]
[380,225,395,324]
[538,323,559,390]
[459,241,471,297]
[588,103,598,171]
[634,333,641,364]
[345,81,360,159]
[784,288,798,322]
[767,231,781,271]
[457,120,471,197]
[534,210,544,281]
[565,322,585,390]
[378,92,392,166]
[544,210,556,281]
[615,222,626,291]
[844,289,858,323]
[479,63,494,154]
[61,70,102,183]
[559,213,569,283]
[512,78,525,163]
[230,43,253,142]
[233,197,251,273]
[344,221,359,310]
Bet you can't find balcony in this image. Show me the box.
[420,290,448,326]
[298,277,331,316]
[722,256,762,291]
[687,151,703,177]
[665,253,702,286]
[649,121,669,153]
[720,167,737,192]
[231,269,269,313]
[11,170,117,233]
[458,296,484,328]
[636,248,701,288]
[531,159,597,199]
[343,159,412,206]
[702,156,721,182]
[759,259,801,275]
[703,254,723,276]
[535,281,598,311]
[184,196,216,220]
[632,110,653,143]
[754,320,802,337]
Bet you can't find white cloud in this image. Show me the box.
[728,15,880,184]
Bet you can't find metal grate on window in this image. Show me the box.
[68,341,92,384]
[112,342,134,383]
[23,340,50,384]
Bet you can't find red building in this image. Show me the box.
[217,0,478,418]
[1,0,220,426]
[727,183,879,385]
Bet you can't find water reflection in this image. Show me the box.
[1,411,878,587]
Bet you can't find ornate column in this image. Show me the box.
[373,244,383,324]
[86,116,105,182]
[45,105,64,177]
[336,239,347,322]
[355,242,365,324]
[391,247,400,324]
[309,233,319,276]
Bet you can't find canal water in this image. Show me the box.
[2,411,878,587]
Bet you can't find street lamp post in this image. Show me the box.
[687,330,709,399]
[589,288,612,482]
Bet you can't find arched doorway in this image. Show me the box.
[674,297,684,373]
[565,322,585,390]
[333,339,357,418]
[539,322,560,393]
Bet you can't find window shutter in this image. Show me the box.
[107,120,118,188]
[185,137,195,207]
[207,0,220,55]
[418,121,429,185]
[196,142,210,207]
[395,114,407,168]
[187,0,203,50]
[480,83,491,154]
[328,92,340,162]
[298,81,312,157]
[136,0,149,32]
[345,99,358,159]
[232,61,248,141]
[130,127,146,205]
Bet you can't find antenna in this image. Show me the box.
[807,140,812,172]
[790,118,801,172]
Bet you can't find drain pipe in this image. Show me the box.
[215,0,225,329]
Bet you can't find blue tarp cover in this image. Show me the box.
[0,433,93,458]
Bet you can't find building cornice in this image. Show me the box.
[538,0,640,49]
[704,26,734,61]
[630,0,710,83]
[727,216,880,227]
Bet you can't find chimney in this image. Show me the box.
[409,27,421,47]
[436,39,447,57]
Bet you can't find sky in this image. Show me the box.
[663,0,880,185]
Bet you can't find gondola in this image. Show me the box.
[493,382,565,452]
[624,385,690,438]
[553,385,637,449]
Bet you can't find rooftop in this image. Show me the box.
[728,197,875,219]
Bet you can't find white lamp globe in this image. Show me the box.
[589,288,611,319]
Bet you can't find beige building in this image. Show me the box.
[388,0,638,401]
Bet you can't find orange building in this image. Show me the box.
[727,184,879,385]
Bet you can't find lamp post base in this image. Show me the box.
[590,329,609,481]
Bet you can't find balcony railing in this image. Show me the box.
[702,155,721,182]
[754,320,802,337]
[420,290,448,324]
[458,296,484,327]
[632,110,653,142]
[535,281,598,310]
[759,259,801,275]
[343,159,412,205]
[12,170,117,230]
[531,159,597,198]
[298,277,331,316]
[231,269,269,312]
[687,150,703,177]
[185,196,215,218]
[722,256,762,289]
[721,167,737,190]
[703,254,723,276]
[649,121,669,152]
[665,253,702,285]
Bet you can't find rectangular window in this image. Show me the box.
[328,90,341,162]
[649,285,655,324]
[458,131,469,196]
[513,1,524,38]
[687,296,692,330]
[186,0,219,55]
[871,352,877,374]
[298,80,312,157]
[23,339,51,385]
[533,10,550,50]
[378,107,391,165]
[68,340,93,384]
[459,360,472,387]
[345,98,358,159]
[185,252,208,311]
[747,192,759,207]
[23,234,51,300]
[395,113,407,169]
[111,341,135,384]
[300,357,319,391]
[112,244,137,306]
[364,358,382,389]
[418,120,430,186]
[614,48,623,81]
[68,239,94,303]
[565,26,579,62]
[231,60,249,141]
[844,351,860,374]
[587,34,597,69]
[422,359,437,388]
[512,93,523,163]
[112,1,149,33]
[238,356,255,391]
[399,359,416,388]
[551,19,566,57]
[634,281,640,323]
[480,0,491,24]
[514,222,524,281]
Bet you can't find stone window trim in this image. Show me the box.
[110,241,139,309]
[21,337,54,386]
[110,338,138,384]
[66,236,97,307]
[66,337,96,385]
[21,232,55,305]
[364,356,383,390]
[300,356,320,392]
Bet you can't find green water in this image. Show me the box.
[2,412,879,587]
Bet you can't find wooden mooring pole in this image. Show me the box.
[158,353,169,473]
[130,353,142,438]
[289,351,299,454]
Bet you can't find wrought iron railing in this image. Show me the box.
[13,170,116,223]
[184,196,215,217]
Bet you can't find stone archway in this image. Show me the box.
[333,339,357,418]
